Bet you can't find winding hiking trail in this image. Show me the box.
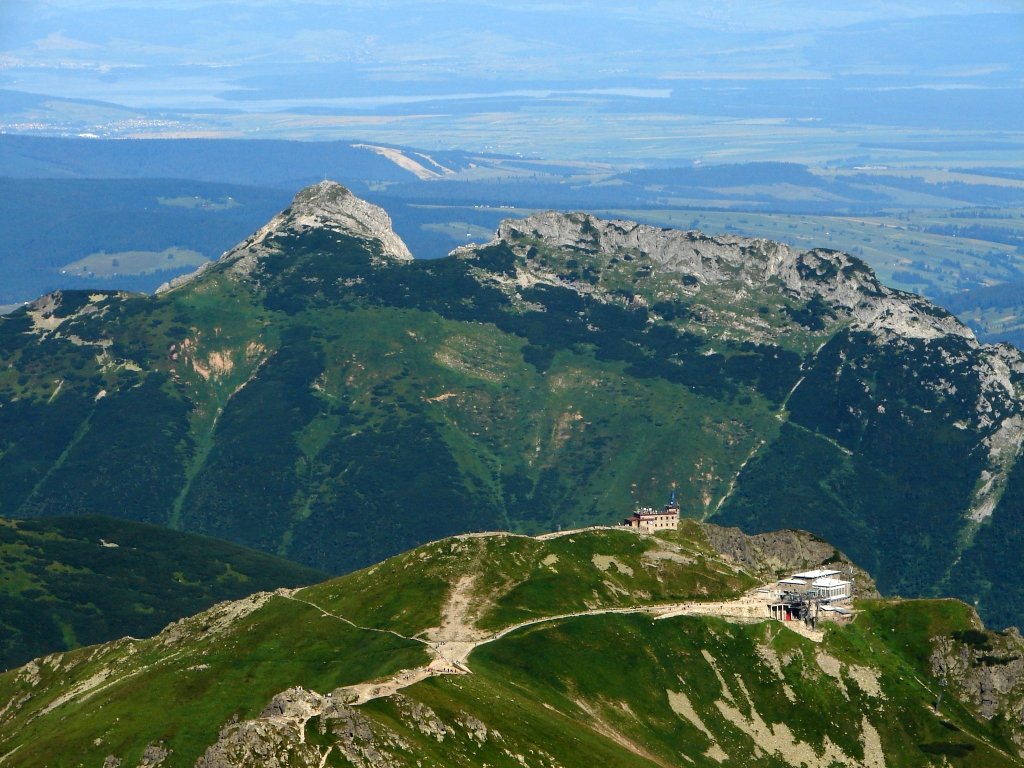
[279,580,821,706]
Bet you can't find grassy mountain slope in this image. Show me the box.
[2,181,1023,630]
[0,516,325,671]
[1,525,1021,767]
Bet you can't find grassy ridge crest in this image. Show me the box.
[1,526,1021,766]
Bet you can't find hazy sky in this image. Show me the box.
[3,2,1021,97]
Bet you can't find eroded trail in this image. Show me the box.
[421,573,490,673]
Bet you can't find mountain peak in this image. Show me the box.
[283,181,412,262]
[158,181,411,292]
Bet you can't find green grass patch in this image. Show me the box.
[0,596,428,768]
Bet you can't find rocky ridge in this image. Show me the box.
[492,211,974,342]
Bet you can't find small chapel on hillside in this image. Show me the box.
[623,490,680,532]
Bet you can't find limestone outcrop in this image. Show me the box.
[700,523,879,597]
[158,181,411,292]
[494,211,974,342]
[931,626,1024,749]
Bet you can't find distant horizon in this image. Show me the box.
[1,2,1021,161]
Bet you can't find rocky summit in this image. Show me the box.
[157,180,413,292]
[1,181,1024,632]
